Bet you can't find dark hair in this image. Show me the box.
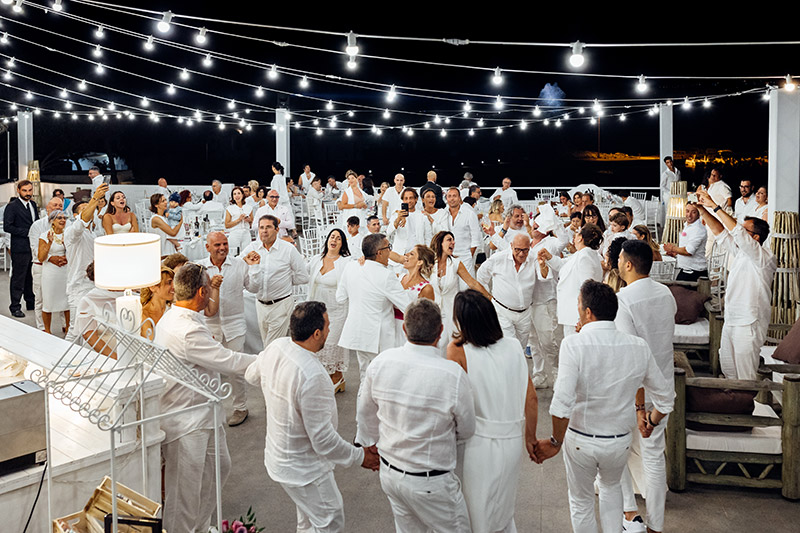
[579,223,604,250]
[362,177,375,196]
[581,205,606,232]
[430,230,455,260]
[606,237,626,270]
[422,188,438,200]
[162,252,189,270]
[463,197,476,207]
[366,215,380,225]
[106,191,130,215]
[257,186,267,198]
[559,191,570,202]
[311,176,322,185]
[346,215,360,227]
[230,186,245,205]
[290,301,327,342]
[272,161,284,174]
[468,185,481,196]
[582,191,595,202]
[16,179,32,190]
[401,187,419,200]
[621,239,654,275]
[403,298,443,344]
[569,211,583,221]
[53,188,65,197]
[745,216,770,243]
[453,289,502,347]
[362,233,385,259]
[149,193,164,214]
[202,190,214,202]
[86,260,95,281]
[664,156,673,163]
[72,200,87,214]
[609,212,630,229]
[321,228,351,258]
[580,280,618,321]
[620,206,633,218]
[179,190,192,206]
[258,214,279,229]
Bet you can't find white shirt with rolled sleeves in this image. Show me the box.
[155,305,256,444]
[437,205,482,264]
[242,238,309,302]
[387,210,431,255]
[734,196,758,222]
[477,247,541,310]
[677,219,708,272]
[336,260,412,354]
[545,246,604,327]
[550,321,674,435]
[63,216,96,302]
[356,341,476,471]
[715,225,776,327]
[708,181,732,214]
[531,236,566,305]
[252,203,295,236]
[198,255,256,342]
[245,337,364,486]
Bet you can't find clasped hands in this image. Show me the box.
[360,445,380,471]
[243,251,260,265]
[526,438,559,464]
[48,255,68,267]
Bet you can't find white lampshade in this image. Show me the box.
[94,233,161,290]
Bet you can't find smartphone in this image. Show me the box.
[401,202,409,212]
[102,174,112,185]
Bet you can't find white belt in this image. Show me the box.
[474,416,524,439]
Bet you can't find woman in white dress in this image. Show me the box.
[149,193,183,257]
[421,188,443,234]
[224,186,253,255]
[754,185,769,221]
[394,245,436,340]
[430,230,490,348]
[337,170,368,228]
[448,289,539,533]
[38,210,70,334]
[537,223,604,337]
[270,161,291,213]
[307,228,352,393]
[102,191,139,235]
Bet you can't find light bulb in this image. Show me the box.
[316,128,323,136]
[383,109,391,119]
[54,111,60,118]
[494,95,504,109]
[202,54,213,67]
[326,100,334,110]
[195,27,207,44]
[569,41,585,68]
[636,74,647,93]
[682,96,691,109]
[347,57,357,70]
[71,113,78,120]
[180,68,190,80]
[95,25,104,39]
[295,121,300,129]
[60,88,68,98]
[348,111,354,117]
[578,107,585,114]
[228,99,236,109]
[346,128,352,136]
[592,99,602,113]
[300,76,309,88]
[563,113,570,120]
[407,128,414,136]
[218,122,225,130]
[140,97,149,107]
[268,64,278,79]
[167,84,176,95]
[519,120,527,130]
[0,33,8,44]
[2,70,10,80]
[387,85,397,102]
[590,117,597,125]
[64,101,72,109]
[107,102,115,110]
[544,119,550,126]
[345,31,359,56]
[95,63,104,74]
[5,57,13,67]
[619,114,626,122]
[762,89,770,101]
[440,129,447,137]
[477,118,484,127]
[255,86,264,97]
[468,129,475,136]
[12,0,23,13]
[25,91,32,100]
[785,74,796,92]
[496,127,503,134]
[157,11,172,33]
[93,45,102,57]
[492,66,503,86]
[78,79,87,90]
[52,0,63,12]
[144,35,155,51]
[703,98,711,108]
[463,101,472,111]
[434,115,441,124]
[533,105,541,117]
[424,122,430,128]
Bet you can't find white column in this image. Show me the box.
[275,108,291,171]
[17,110,33,180]
[658,103,674,179]
[768,90,800,223]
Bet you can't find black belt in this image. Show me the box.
[569,427,629,439]
[380,456,449,477]
[494,299,527,313]
[258,294,291,306]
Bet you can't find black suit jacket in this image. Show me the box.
[3,197,39,253]
[420,181,446,209]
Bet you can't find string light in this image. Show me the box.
[590,117,597,125]
[268,64,279,80]
[555,119,562,127]
[592,99,602,113]
[407,128,414,136]
[636,75,647,93]
[682,96,691,109]
[492,67,503,86]
[569,41,585,68]
[316,127,322,135]
[785,74,796,92]
[255,86,264,97]
[346,57,357,70]
[348,111,354,117]
[463,101,472,111]
[95,63,105,74]
[94,25,105,39]
[0,33,8,45]
[703,97,711,108]
[424,122,430,128]
[144,35,155,51]
[227,99,236,109]
[51,0,63,12]
[59,88,68,98]
[494,95,504,109]
[544,118,550,126]
[178,67,189,80]
[619,114,626,121]
[440,129,447,137]
[578,107,585,114]
[762,88,771,100]
[2,70,10,80]
[25,91,32,100]
[345,31,359,57]
[13,0,23,14]
[202,53,213,67]
[140,96,149,107]
[64,101,72,109]
[477,118,484,127]
[533,106,541,117]
[78,79,87,90]
[468,128,474,136]
[166,83,176,95]
[300,75,309,88]
[496,126,502,134]
[519,120,527,130]
[434,115,441,124]
[383,108,391,119]
[92,45,102,58]
[326,100,334,110]
[107,102,115,110]
[157,11,173,33]
[195,27,207,45]
[346,128,352,136]
[387,84,397,102]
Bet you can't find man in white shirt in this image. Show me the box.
[211,179,225,203]
[663,203,708,281]
[439,187,482,276]
[298,164,315,194]
[468,185,490,220]
[156,177,171,198]
[365,215,382,235]
[534,280,673,533]
[381,173,406,225]
[242,214,309,349]
[703,167,733,257]
[28,196,64,330]
[490,177,519,207]
[199,190,226,223]
[734,179,757,221]
[659,156,680,225]
[155,263,256,533]
[337,233,412,387]
[306,176,325,223]
[345,216,364,260]
[459,172,476,199]
[616,240,677,533]
[387,188,431,258]
[246,302,379,532]
[199,231,260,427]
[324,175,344,201]
[64,185,108,341]
[620,191,646,228]
[252,189,296,240]
[484,204,529,251]
[356,298,475,532]
[477,233,543,353]
[88,166,105,191]
[696,189,777,380]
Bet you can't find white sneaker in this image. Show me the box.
[623,516,647,533]
[531,374,549,388]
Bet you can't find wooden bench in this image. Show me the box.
[666,368,800,500]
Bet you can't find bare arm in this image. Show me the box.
[446,341,468,372]
[82,184,109,223]
[525,377,539,459]
[152,214,183,237]
[101,213,114,235]
[456,261,491,299]
[37,235,50,263]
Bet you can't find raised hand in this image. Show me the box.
[243,251,260,265]
[210,274,224,289]
[537,248,552,262]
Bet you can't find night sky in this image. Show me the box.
[0,1,795,193]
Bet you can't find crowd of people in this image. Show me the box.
[1,161,779,533]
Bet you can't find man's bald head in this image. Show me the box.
[511,233,531,248]
[206,231,227,245]
[205,231,229,265]
[46,197,63,214]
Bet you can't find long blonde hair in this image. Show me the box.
[633,224,659,255]
[140,265,174,305]
[414,245,435,279]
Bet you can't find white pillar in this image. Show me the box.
[275,108,291,171]
[17,110,33,180]
[658,103,674,179]
[768,90,800,223]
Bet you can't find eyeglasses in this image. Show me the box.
[267,195,280,199]
[512,247,530,254]
[378,244,392,252]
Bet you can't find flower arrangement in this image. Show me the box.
[208,507,264,533]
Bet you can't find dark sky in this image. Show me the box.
[0,1,794,190]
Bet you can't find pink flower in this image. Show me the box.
[249,527,256,533]
[235,527,247,533]
[231,520,243,530]
[221,520,229,533]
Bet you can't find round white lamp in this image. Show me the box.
[94,233,161,334]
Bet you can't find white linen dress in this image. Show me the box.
[39,231,69,312]
[338,186,367,228]
[308,254,351,373]
[151,214,178,257]
[225,203,253,255]
[430,256,462,350]
[458,336,528,533]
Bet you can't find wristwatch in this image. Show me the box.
[550,435,562,447]
[713,205,722,213]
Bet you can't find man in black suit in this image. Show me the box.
[4,179,39,317]
[419,170,445,209]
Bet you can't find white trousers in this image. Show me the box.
[256,296,294,349]
[162,428,231,533]
[221,335,247,411]
[563,430,632,533]
[32,263,43,330]
[379,467,471,533]
[281,471,345,533]
[621,415,669,531]
[493,301,531,352]
[529,300,561,380]
[228,229,252,257]
[719,322,764,380]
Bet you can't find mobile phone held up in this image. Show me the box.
[401,202,409,212]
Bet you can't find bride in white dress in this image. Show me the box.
[447,289,539,533]
[337,170,368,228]
[429,230,490,349]
[102,191,139,235]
